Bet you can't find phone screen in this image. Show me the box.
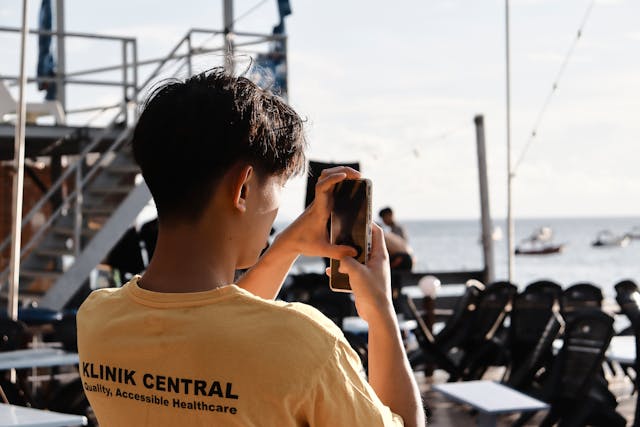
[330,179,372,292]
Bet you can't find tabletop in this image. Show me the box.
[553,335,636,365]
[0,404,87,427]
[606,335,635,365]
[0,349,79,370]
[342,316,418,334]
[433,380,549,414]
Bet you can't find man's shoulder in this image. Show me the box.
[78,286,124,310]
[77,285,131,325]
[252,296,345,342]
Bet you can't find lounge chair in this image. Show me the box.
[504,288,563,391]
[613,279,640,426]
[515,310,625,427]
[525,279,562,303]
[0,80,65,124]
[561,282,603,326]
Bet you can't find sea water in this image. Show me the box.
[277,216,640,297]
[405,216,640,297]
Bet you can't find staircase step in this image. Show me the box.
[19,290,46,298]
[34,247,74,258]
[51,226,96,237]
[88,186,134,195]
[82,205,117,215]
[105,164,140,174]
[20,269,63,280]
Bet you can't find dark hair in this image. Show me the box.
[132,68,306,223]
[379,207,393,218]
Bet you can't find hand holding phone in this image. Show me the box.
[329,179,372,292]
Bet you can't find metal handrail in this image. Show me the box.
[133,28,284,97]
[0,114,122,254]
[0,30,180,261]
[0,31,181,260]
[2,75,136,88]
[136,34,189,97]
[0,26,135,42]
[0,25,283,287]
[0,125,132,286]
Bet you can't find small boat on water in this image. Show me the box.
[592,230,630,248]
[515,227,565,255]
[625,226,640,240]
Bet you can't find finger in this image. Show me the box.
[338,256,367,277]
[325,267,331,277]
[368,223,389,262]
[314,173,350,206]
[319,166,361,179]
[316,172,348,195]
[323,243,358,260]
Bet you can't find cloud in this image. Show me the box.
[526,52,593,64]
[102,24,186,47]
[627,32,640,41]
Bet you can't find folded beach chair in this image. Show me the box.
[0,80,66,124]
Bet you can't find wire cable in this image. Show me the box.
[513,0,596,174]
[233,0,270,25]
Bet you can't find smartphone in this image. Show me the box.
[329,179,372,292]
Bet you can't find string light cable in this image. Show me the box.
[512,0,596,175]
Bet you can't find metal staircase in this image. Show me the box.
[0,120,151,310]
[0,27,287,311]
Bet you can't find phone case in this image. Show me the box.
[329,179,372,292]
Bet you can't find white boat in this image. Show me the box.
[592,230,630,248]
[515,227,565,255]
[625,226,640,240]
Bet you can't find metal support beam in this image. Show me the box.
[505,0,515,282]
[41,182,152,310]
[55,0,66,111]
[8,0,29,320]
[475,115,495,284]
[223,0,235,73]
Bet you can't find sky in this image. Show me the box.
[1,0,639,222]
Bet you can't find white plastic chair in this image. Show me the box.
[0,80,66,124]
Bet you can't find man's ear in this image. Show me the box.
[232,165,254,213]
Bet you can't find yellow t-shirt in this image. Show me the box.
[77,276,403,426]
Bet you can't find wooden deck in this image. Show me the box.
[419,367,637,426]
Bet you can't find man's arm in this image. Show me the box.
[237,166,359,299]
[338,224,425,427]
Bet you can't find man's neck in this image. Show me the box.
[139,222,236,293]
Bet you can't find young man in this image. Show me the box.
[77,70,424,426]
[379,207,408,241]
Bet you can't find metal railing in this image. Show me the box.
[0,25,137,124]
[0,27,287,291]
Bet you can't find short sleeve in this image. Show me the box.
[305,336,404,427]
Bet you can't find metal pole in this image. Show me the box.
[8,0,29,320]
[475,115,495,284]
[223,0,235,73]
[186,32,193,77]
[505,0,515,282]
[74,161,83,257]
[132,40,139,119]
[121,41,128,124]
[55,0,66,111]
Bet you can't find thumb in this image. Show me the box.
[338,256,366,277]
[326,244,358,260]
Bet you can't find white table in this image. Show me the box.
[606,335,635,365]
[0,404,87,426]
[342,316,417,334]
[0,349,79,370]
[553,335,636,365]
[433,380,548,427]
